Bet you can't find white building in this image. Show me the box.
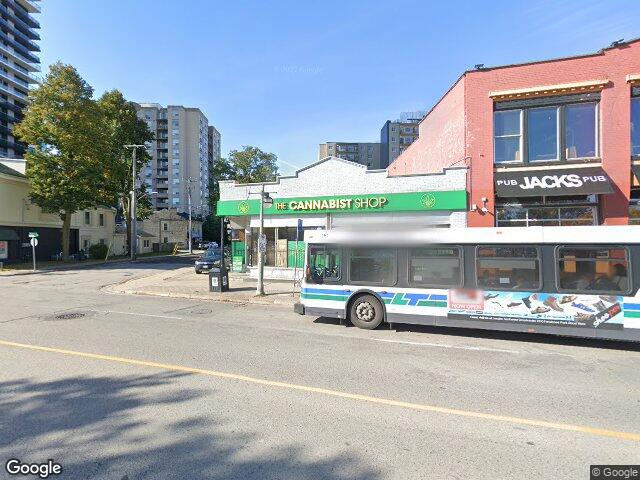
[217,157,467,279]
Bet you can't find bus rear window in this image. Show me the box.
[557,247,630,293]
[476,246,540,291]
[409,247,462,287]
[307,245,341,284]
[350,248,396,285]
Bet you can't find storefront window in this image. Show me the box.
[629,202,640,225]
[496,197,596,227]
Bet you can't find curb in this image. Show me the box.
[112,288,297,308]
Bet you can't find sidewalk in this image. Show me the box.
[0,252,196,276]
[106,267,300,307]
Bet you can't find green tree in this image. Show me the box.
[97,89,154,254]
[203,157,235,241]
[228,146,278,183]
[14,63,104,260]
[204,146,278,242]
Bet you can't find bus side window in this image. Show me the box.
[557,247,630,294]
[476,246,540,291]
[307,245,341,284]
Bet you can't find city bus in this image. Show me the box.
[293,226,640,342]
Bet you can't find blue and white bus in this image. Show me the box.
[293,226,640,342]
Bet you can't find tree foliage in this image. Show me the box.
[228,146,279,184]
[203,146,279,241]
[13,62,104,259]
[97,90,154,253]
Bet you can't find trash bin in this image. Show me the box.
[208,266,229,292]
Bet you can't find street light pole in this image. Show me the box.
[124,144,145,261]
[256,184,265,296]
[187,177,193,254]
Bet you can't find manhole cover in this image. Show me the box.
[55,312,86,320]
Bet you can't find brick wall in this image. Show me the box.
[388,40,640,227]
[388,77,467,176]
[466,41,640,226]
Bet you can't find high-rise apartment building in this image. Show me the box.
[380,111,425,168]
[136,104,216,216]
[0,0,40,158]
[318,142,381,168]
[208,125,221,169]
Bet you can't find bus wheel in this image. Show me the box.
[349,294,384,330]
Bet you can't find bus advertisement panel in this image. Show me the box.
[448,289,624,330]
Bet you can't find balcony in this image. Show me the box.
[14,0,40,14]
[0,16,39,52]
[0,82,27,100]
[0,43,38,71]
[0,33,38,63]
[0,136,25,152]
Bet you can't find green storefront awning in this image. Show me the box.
[217,190,467,217]
[0,228,19,241]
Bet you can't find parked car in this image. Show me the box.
[194,250,230,274]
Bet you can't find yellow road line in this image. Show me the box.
[1,338,639,442]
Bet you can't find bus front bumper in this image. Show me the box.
[293,302,305,315]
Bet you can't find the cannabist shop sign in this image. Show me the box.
[216,190,467,216]
[494,166,613,197]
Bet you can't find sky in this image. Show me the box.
[39,0,640,176]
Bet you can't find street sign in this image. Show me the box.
[258,234,267,253]
[30,237,38,271]
[297,219,303,238]
[28,232,39,239]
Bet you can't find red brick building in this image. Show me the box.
[389,39,640,227]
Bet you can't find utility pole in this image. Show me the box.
[187,177,193,254]
[124,144,145,261]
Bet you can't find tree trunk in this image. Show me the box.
[61,211,71,261]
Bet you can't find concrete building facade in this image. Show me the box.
[388,38,640,228]
[318,142,381,169]
[380,112,425,169]
[139,209,203,247]
[136,103,215,216]
[208,125,221,169]
[0,0,40,158]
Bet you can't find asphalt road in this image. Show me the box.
[1,260,639,479]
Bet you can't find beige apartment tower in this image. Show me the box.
[318,142,382,169]
[136,104,219,216]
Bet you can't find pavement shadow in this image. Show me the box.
[0,372,380,479]
[393,323,640,351]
